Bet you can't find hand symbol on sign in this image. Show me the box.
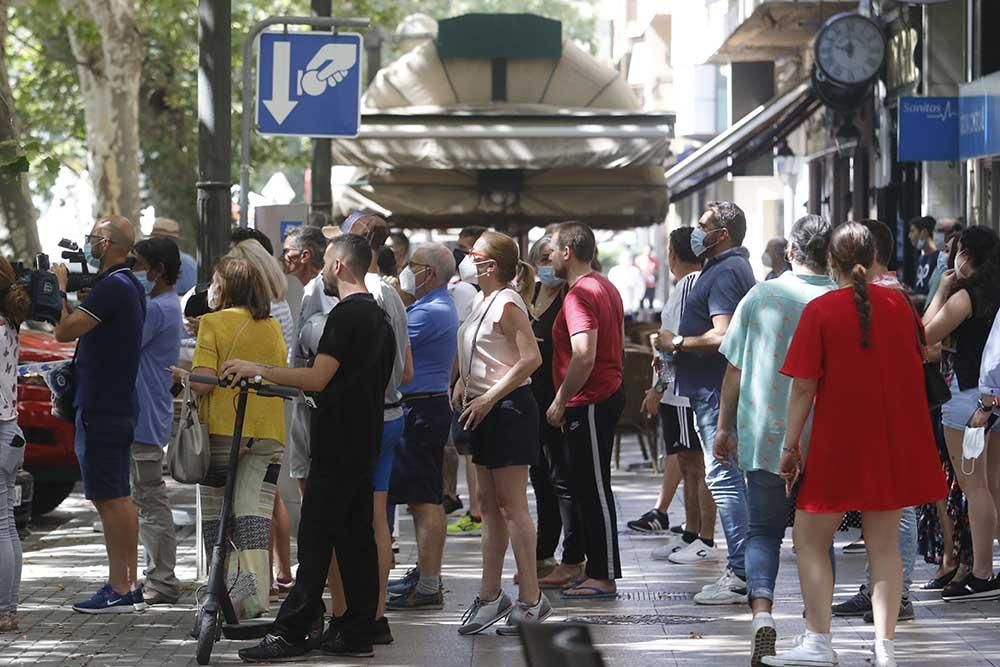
[297,43,358,96]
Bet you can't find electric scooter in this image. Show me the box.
[187,374,301,665]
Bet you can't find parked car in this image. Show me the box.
[18,328,77,516]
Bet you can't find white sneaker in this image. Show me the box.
[872,639,897,667]
[650,534,686,561]
[751,612,777,667]
[667,538,719,564]
[762,631,838,666]
[458,592,513,636]
[693,567,748,605]
[495,593,553,636]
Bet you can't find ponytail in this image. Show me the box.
[514,260,536,306]
[850,264,872,349]
[0,258,29,329]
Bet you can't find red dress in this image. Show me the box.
[781,285,947,512]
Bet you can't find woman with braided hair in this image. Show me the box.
[764,223,946,667]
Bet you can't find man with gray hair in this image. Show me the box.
[386,243,459,610]
[281,225,338,494]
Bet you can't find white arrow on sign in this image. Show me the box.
[263,41,297,125]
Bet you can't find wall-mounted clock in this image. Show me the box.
[814,13,887,87]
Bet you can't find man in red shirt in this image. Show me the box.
[546,221,626,599]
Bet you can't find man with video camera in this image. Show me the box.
[53,216,147,615]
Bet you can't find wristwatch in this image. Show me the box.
[977,396,997,412]
[653,380,668,393]
[671,335,685,351]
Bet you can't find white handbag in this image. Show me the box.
[167,380,211,484]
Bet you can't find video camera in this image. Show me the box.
[57,238,99,293]
[11,254,61,326]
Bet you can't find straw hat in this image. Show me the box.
[151,218,181,240]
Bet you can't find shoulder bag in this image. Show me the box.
[906,299,951,411]
[168,316,251,484]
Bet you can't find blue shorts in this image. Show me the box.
[74,411,135,501]
[942,376,1000,432]
[389,396,452,506]
[374,416,404,492]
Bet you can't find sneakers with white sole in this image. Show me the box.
[495,593,553,636]
[457,592,513,636]
[650,534,686,561]
[667,538,719,565]
[762,631,838,666]
[872,639,896,667]
[750,612,777,667]
[693,567,748,605]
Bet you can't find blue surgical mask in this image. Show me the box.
[536,265,563,288]
[690,227,719,258]
[83,240,102,270]
[133,270,155,295]
[915,238,926,252]
[936,252,948,272]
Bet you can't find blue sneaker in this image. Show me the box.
[131,584,148,612]
[387,567,420,596]
[72,584,136,614]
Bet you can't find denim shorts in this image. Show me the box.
[373,416,403,492]
[74,411,135,500]
[942,376,1000,432]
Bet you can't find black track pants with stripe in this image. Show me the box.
[563,386,626,581]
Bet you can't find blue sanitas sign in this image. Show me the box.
[959,72,1000,160]
[897,96,959,162]
[256,31,363,138]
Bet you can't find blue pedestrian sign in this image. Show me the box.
[256,31,363,137]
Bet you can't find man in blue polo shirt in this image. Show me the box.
[658,201,755,606]
[54,216,147,614]
[386,243,459,610]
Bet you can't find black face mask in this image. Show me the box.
[453,248,467,271]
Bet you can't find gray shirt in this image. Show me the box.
[366,273,409,422]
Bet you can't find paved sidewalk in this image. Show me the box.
[3,442,1000,666]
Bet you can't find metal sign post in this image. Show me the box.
[238,16,370,229]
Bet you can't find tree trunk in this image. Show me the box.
[61,0,143,229]
[0,2,42,260]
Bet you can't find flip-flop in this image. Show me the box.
[538,570,584,590]
[557,574,588,591]
[560,585,617,600]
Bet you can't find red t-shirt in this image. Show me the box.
[552,272,625,407]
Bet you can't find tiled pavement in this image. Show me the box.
[4,442,1000,666]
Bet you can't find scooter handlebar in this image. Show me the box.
[187,374,302,401]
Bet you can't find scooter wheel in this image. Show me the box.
[195,608,219,665]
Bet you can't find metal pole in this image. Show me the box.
[239,15,371,229]
[197,0,233,280]
[310,1,333,222]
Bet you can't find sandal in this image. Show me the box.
[922,567,959,591]
[539,564,586,590]
[560,584,617,600]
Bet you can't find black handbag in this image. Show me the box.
[907,300,951,410]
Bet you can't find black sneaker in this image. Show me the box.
[831,586,871,616]
[842,538,866,554]
[863,598,914,623]
[371,617,394,645]
[386,587,444,611]
[627,509,670,534]
[942,574,1000,602]
[320,628,374,658]
[238,634,307,663]
[443,495,464,515]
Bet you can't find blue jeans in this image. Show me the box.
[691,395,748,578]
[745,470,788,602]
[864,506,917,600]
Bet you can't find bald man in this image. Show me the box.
[54,216,148,615]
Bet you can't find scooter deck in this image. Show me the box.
[222,618,275,641]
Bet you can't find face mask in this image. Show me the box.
[398,266,416,295]
[134,270,155,295]
[915,238,926,252]
[453,248,467,271]
[84,239,103,270]
[458,255,480,285]
[690,227,719,258]
[955,254,971,279]
[962,425,987,475]
[761,253,773,269]
[936,252,949,272]
[207,282,221,310]
[933,231,946,247]
[536,265,563,288]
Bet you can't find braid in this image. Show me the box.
[850,264,872,349]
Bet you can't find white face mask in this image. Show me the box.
[458,255,481,285]
[962,425,987,475]
[207,282,221,311]
[398,266,416,295]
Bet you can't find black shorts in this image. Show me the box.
[450,412,472,456]
[470,385,539,469]
[74,411,135,501]
[389,395,452,506]
[659,403,700,457]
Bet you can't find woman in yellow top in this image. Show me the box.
[191,255,287,619]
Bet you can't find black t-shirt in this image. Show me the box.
[309,293,396,469]
[951,284,1000,391]
[913,250,939,295]
[530,284,564,407]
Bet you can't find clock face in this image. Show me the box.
[815,14,886,86]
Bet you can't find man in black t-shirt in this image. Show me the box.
[908,215,939,309]
[224,235,396,661]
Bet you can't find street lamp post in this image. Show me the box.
[774,142,800,237]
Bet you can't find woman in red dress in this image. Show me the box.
[764,223,947,667]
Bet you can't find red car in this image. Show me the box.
[18,329,78,515]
